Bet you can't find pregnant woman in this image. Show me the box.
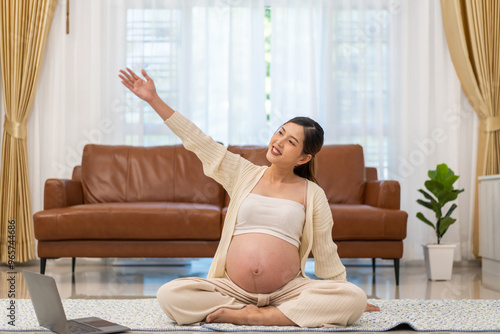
[119,68,378,328]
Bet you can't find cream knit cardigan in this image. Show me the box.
[165,112,347,281]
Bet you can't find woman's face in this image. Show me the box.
[266,122,311,168]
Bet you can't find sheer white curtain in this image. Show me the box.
[26,0,477,262]
[387,1,477,262]
[269,0,477,261]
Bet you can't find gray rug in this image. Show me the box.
[1,298,499,332]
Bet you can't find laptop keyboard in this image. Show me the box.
[68,320,103,333]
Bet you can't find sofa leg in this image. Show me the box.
[371,258,376,274]
[40,258,47,275]
[394,258,400,286]
[72,257,76,274]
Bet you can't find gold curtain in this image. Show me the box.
[440,0,500,256]
[0,0,58,263]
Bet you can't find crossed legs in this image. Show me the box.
[157,276,368,328]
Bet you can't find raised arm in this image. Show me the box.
[118,67,260,195]
[119,68,174,121]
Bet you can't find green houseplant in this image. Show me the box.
[416,163,464,280]
[416,163,465,244]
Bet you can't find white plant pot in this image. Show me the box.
[422,244,455,281]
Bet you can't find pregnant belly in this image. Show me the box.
[226,233,301,294]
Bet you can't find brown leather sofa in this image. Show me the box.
[34,143,407,284]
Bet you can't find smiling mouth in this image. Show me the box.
[271,146,281,156]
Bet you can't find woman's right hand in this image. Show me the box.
[119,68,157,103]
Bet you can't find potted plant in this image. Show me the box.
[416,163,464,280]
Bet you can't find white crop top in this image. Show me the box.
[234,193,306,248]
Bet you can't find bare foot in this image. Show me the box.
[205,305,296,326]
[206,305,260,325]
[365,303,381,312]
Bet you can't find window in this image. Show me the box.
[329,8,391,178]
[124,3,391,178]
[125,7,181,146]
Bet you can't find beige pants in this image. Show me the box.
[156,274,367,328]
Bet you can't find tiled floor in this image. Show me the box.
[2,257,500,333]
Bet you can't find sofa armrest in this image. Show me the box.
[44,179,84,210]
[364,180,401,210]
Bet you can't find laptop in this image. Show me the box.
[23,270,130,334]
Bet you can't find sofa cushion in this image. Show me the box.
[330,204,407,241]
[81,144,223,205]
[228,145,270,167]
[316,145,366,204]
[34,202,222,241]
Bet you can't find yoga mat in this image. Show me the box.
[1,298,499,332]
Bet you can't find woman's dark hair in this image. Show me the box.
[286,117,324,184]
